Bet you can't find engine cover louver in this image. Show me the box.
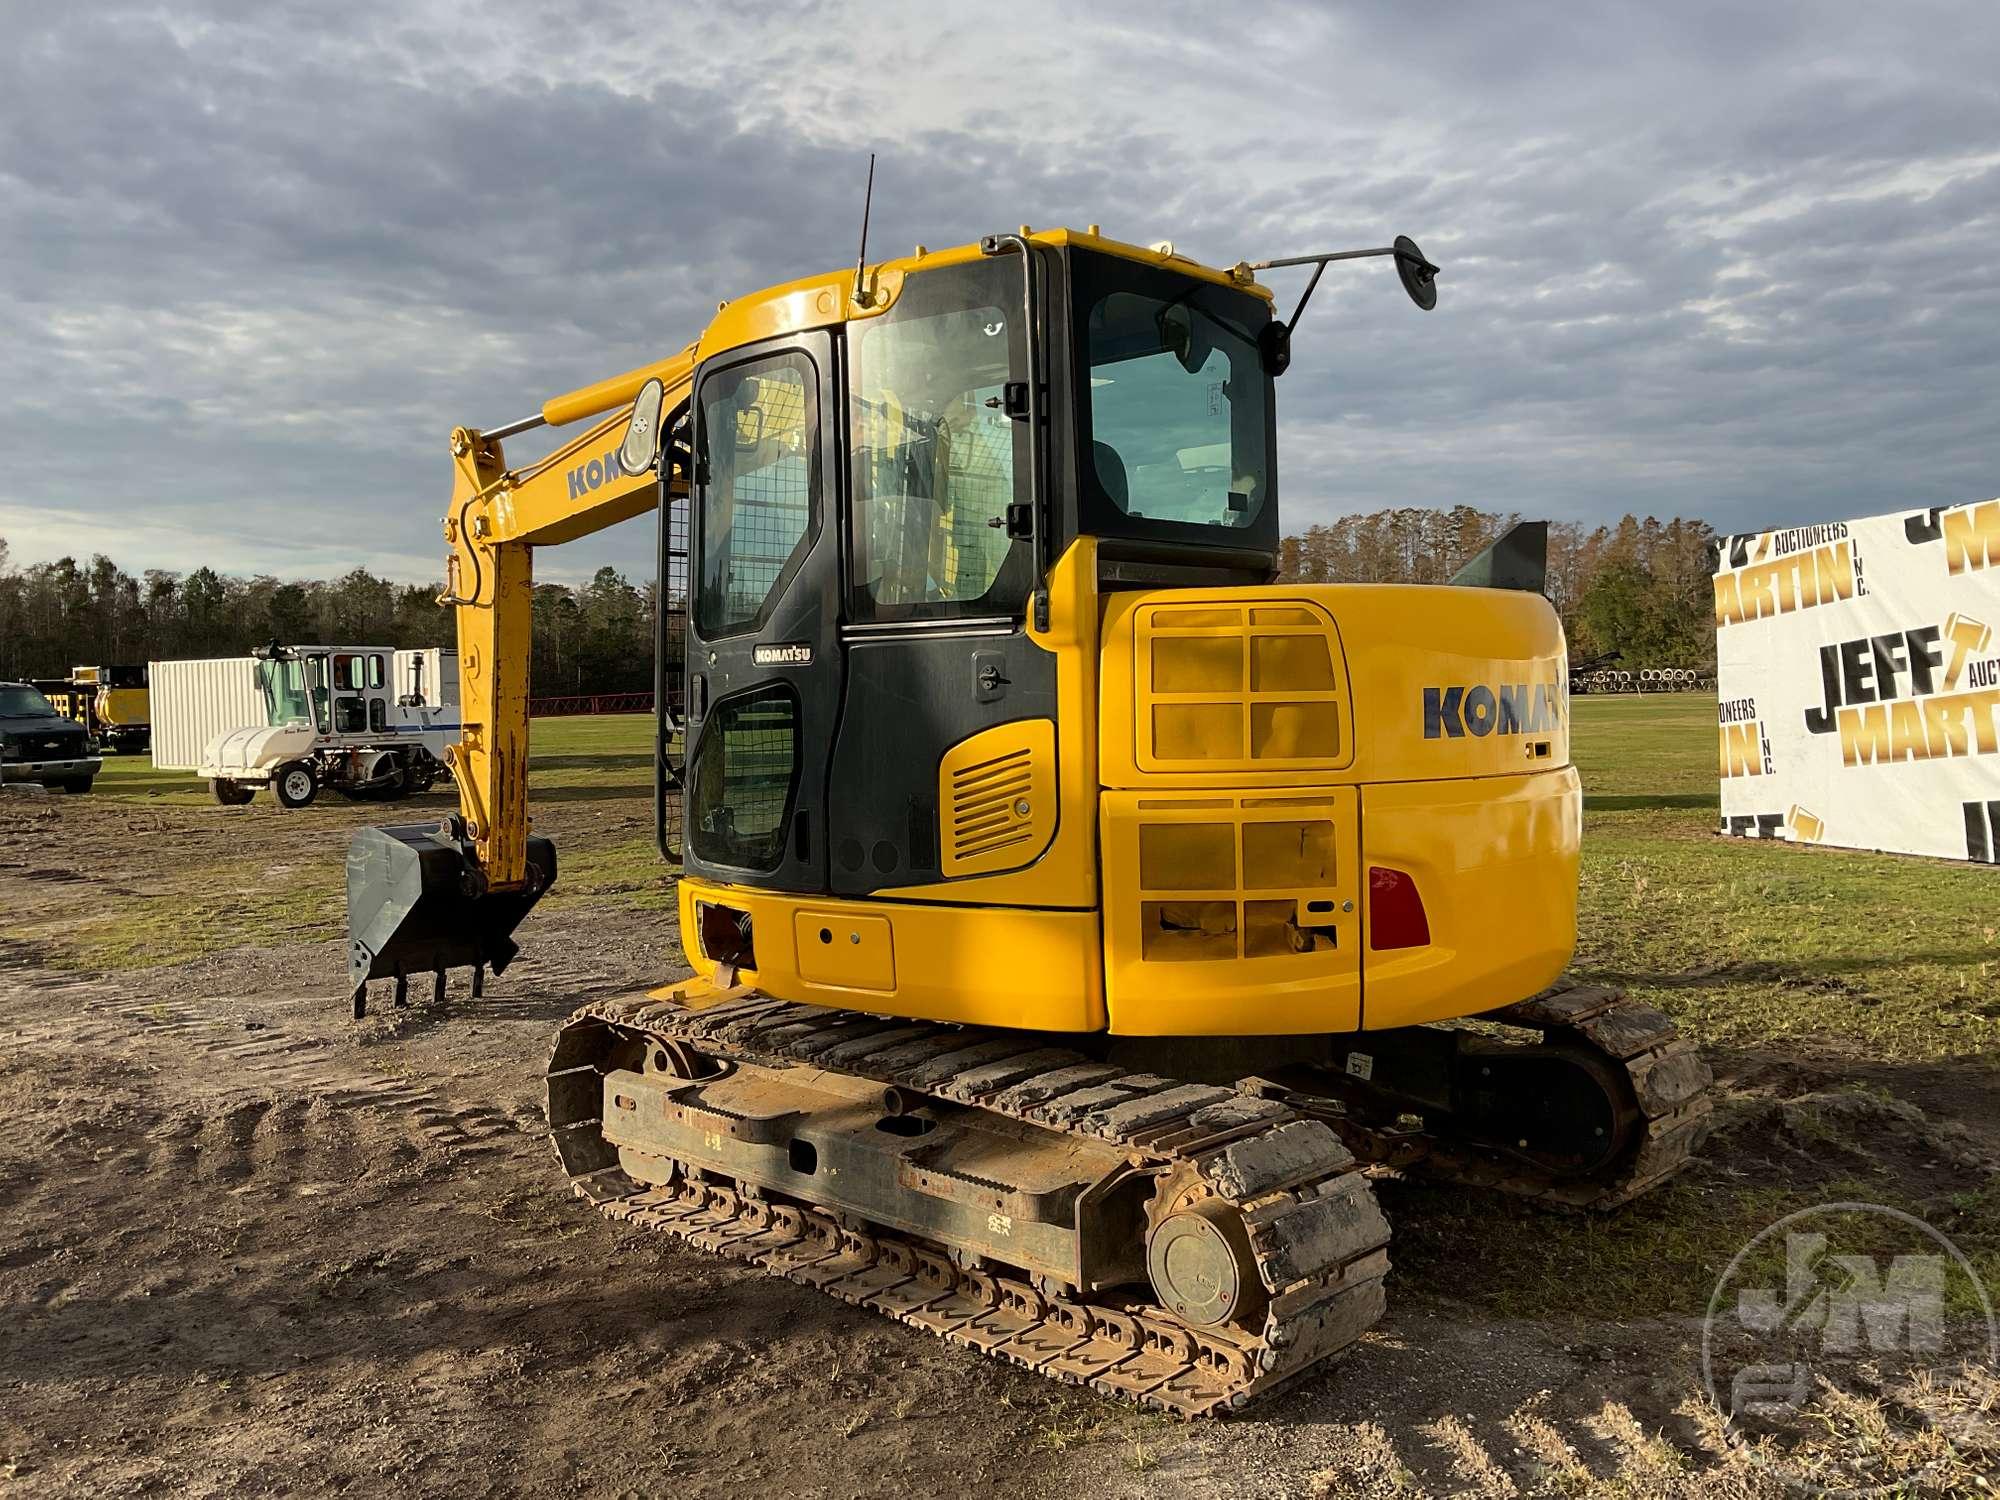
[950,748,1035,862]
[936,719,1058,878]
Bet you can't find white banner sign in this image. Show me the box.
[1713,496,2000,862]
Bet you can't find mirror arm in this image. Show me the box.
[1249,242,1443,333]
[1285,259,1329,337]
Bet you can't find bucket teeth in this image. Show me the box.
[344,824,557,1005]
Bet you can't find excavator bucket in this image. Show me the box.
[344,823,557,1016]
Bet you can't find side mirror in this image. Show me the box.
[619,377,666,477]
[1159,303,1216,374]
[1394,235,1438,312]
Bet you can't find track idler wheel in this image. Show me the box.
[1145,1167,1268,1333]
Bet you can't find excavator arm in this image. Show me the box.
[343,347,694,1012]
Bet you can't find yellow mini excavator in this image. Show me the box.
[345,225,1712,1415]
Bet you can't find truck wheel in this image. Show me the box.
[274,761,319,809]
[61,778,95,796]
[211,778,255,806]
[408,753,438,793]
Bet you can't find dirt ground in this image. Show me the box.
[3,786,1997,1498]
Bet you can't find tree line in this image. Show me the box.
[0,506,1715,695]
[1276,506,1718,667]
[0,538,661,697]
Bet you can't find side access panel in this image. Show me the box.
[678,877,1107,1032]
[1101,788,1361,1036]
[1361,767,1581,1030]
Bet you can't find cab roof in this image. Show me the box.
[539,228,1273,430]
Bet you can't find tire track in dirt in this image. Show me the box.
[3,983,535,1168]
[1308,1396,1739,1499]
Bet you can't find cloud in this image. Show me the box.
[1,0,1996,587]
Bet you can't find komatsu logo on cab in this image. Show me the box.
[1423,682,1563,739]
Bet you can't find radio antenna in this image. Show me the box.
[853,153,877,305]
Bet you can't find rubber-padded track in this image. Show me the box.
[1368,987,1714,1209]
[548,994,1392,1416]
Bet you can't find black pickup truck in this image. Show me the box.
[0,682,102,794]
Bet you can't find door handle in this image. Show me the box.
[973,650,1009,704]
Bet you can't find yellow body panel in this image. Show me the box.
[95,687,149,728]
[1359,769,1581,1029]
[1086,580,1576,1034]
[1100,788,1362,1035]
[792,910,898,992]
[679,877,1106,1032]
[1101,583,1568,788]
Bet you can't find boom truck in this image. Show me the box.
[344,227,1714,1414]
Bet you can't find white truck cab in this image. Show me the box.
[201,645,459,808]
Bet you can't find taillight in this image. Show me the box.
[1367,867,1430,950]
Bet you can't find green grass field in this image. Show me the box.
[1572,696,2000,1062]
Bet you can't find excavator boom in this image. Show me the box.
[344,347,693,1008]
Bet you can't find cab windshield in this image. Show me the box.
[258,657,321,730]
[1085,284,1271,531]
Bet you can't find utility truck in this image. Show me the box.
[202,644,459,807]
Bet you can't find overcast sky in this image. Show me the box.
[2,0,1995,585]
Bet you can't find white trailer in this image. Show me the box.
[149,657,264,771]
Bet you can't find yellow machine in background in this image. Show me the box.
[34,665,150,754]
[345,225,1713,1414]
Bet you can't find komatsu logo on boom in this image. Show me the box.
[566,448,625,500]
[1423,682,1563,739]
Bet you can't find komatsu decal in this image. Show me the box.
[566,448,625,500]
[1423,682,1562,739]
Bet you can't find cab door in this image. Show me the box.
[329,652,371,738]
[682,333,841,894]
[826,256,1053,895]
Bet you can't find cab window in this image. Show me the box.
[848,263,1030,624]
[695,352,817,639]
[1072,249,1278,556]
[1085,290,1270,530]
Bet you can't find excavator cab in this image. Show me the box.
[676,239,1284,910]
